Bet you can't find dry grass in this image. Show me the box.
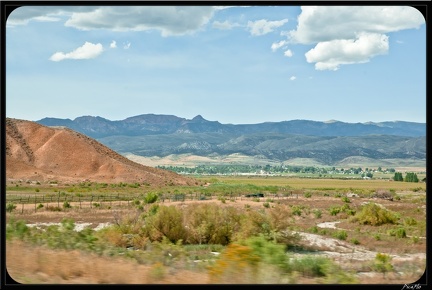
[6,240,209,284]
[6,176,426,285]
[206,176,426,191]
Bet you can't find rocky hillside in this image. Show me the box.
[5,118,196,185]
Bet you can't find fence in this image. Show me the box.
[6,191,295,213]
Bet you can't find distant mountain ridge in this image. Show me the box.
[36,114,426,138]
[35,114,426,166]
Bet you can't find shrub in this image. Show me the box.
[143,192,158,204]
[351,238,360,245]
[46,205,62,212]
[132,199,141,206]
[333,230,347,241]
[208,243,260,283]
[63,201,71,209]
[304,192,312,198]
[313,209,322,219]
[350,202,399,226]
[341,196,351,203]
[183,204,242,245]
[6,203,17,213]
[6,218,30,240]
[372,189,393,200]
[37,203,44,209]
[242,235,288,269]
[263,202,270,208]
[291,205,302,216]
[146,205,187,244]
[329,206,341,216]
[403,217,417,226]
[372,253,393,276]
[290,255,333,277]
[387,227,407,238]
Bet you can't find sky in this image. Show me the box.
[5,5,426,124]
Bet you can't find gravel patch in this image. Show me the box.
[26,222,112,232]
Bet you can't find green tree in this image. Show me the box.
[404,172,419,183]
[393,172,403,181]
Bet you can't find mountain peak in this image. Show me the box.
[192,115,206,121]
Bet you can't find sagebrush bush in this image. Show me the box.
[372,253,394,276]
[333,230,347,241]
[329,206,341,216]
[184,203,241,245]
[387,227,407,238]
[6,202,17,213]
[145,205,187,243]
[208,243,261,283]
[143,192,158,204]
[241,235,288,269]
[290,255,332,277]
[350,202,399,226]
[313,209,322,219]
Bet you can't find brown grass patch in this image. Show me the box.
[6,240,209,284]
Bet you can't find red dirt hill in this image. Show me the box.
[5,118,197,186]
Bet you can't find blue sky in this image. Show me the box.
[5,5,426,124]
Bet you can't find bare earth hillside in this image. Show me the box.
[5,118,196,186]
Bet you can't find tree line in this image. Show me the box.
[393,172,420,182]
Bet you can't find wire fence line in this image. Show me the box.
[6,192,295,213]
[7,191,296,203]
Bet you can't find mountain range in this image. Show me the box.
[36,114,426,166]
[37,114,425,138]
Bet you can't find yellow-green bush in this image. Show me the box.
[350,202,399,226]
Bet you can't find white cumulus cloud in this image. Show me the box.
[305,32,389,71]
[247,19,288,36]
[110,40,117,48]
[64,6,216,36]
[282,6,424,70]
[271,40,288,52]
[212,20,240,30]
[6,6,96,26]
[290,76,296,81]
[289,6,424,44]
[123,42,131,49]
[49,42,104,61]
[284,49,293,57]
